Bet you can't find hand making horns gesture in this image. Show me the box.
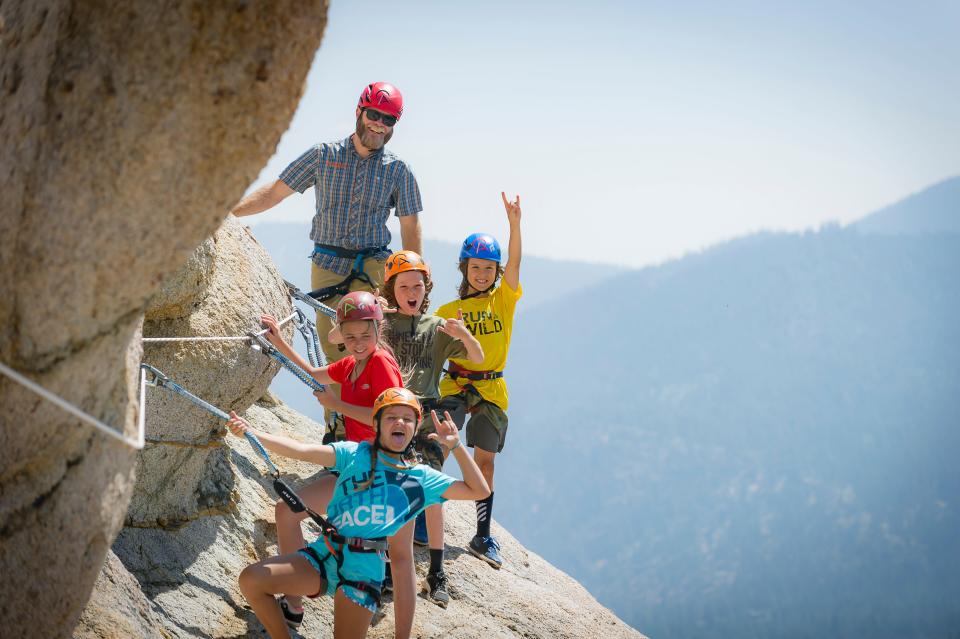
[428,410,464,452]
[502,191,521,224]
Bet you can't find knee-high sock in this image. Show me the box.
[476,492,494,538]
[429,548,444,574]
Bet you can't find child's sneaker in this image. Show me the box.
[278,596,303,629]
[425,570,450,608]
[467,535,502,569]
[413,511,429,546]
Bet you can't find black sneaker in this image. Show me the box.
[278,596,303,629]
[467,535,502,569]
[425,570,450,608]
[382,570,393,594]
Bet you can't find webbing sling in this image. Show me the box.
[306,245,386,302]
[285,280,338,320]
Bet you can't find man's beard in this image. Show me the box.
[355,116,393,151]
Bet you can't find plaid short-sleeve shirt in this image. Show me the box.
[279,136,423,276]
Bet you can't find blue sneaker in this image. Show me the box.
[468,535,502,569]
[413,511,429,546]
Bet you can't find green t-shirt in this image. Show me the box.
[384,314,467,400]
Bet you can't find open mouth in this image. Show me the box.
[404,298,419,311]
[388,428,407,448]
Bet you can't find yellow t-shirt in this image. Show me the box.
[435,280,522,411]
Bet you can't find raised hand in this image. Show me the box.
[373,287,398,314]
[501,191,521,225]
[428,410,463,451]
[438,310,470,340]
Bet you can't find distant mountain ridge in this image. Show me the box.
[852,175,960,235]
[495,181,960,638]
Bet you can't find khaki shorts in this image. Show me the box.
[437,388,509,454]
[311,257,387,441]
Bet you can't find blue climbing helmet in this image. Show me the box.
[459,233,502,263]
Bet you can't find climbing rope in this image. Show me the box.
[141,363,279,475]
[0,360,146,450]
[247,332,325,393]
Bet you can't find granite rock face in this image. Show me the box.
[0,2,327,637]
[130,216,293,527]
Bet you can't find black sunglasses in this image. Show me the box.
[363,108,397,127]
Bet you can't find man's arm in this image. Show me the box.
[230,180,295,218]
[398,214,422,255]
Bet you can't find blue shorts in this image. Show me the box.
[298,542,382,613]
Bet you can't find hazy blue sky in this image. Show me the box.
[245,0,960,267]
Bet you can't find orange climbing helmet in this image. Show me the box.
[336,291,383,324]
[384,250,430,282]
[372,387,422,422]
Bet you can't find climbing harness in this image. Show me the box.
[299,545,384,608]
[0,360,146,450]
[444,361,504,382]
[306,245,387,303]
[140,363,387,555]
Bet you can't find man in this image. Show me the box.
[232,82,422,439]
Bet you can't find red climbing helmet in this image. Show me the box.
[358,82,403,120]
[336,291,384,324]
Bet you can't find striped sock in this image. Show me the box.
[476,492,494,538]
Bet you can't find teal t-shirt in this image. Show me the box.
[306,441,455,587]
[328,441,455,538]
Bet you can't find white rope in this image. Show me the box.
[142,312,298,344]
[0,360,146,450]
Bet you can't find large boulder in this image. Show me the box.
[130,216,293,527]
[0,2,327,637]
